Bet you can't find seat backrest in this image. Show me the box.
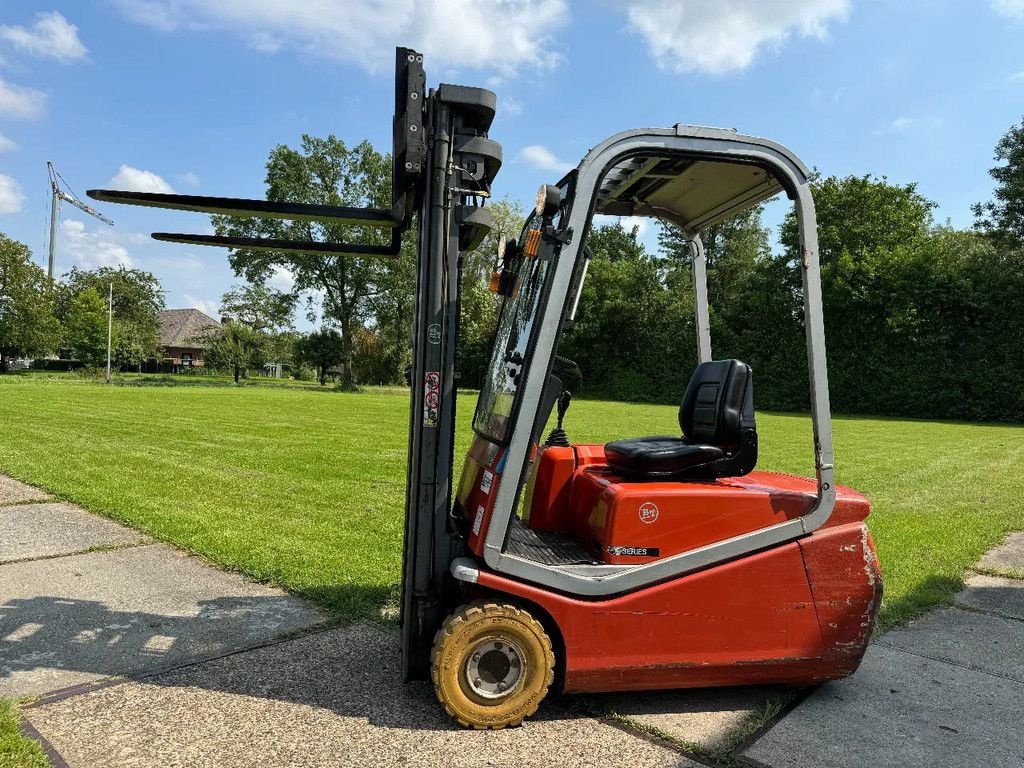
[679,360,754,449]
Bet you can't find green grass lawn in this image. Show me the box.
[1,375,1022,632]
[0,700,48,768]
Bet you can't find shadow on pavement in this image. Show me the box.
[0,592,592,731]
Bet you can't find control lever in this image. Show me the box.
[544,390,573,448]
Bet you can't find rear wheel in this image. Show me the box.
[431,601,555,729]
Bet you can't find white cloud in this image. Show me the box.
[873,115,943,136]
[111,0,568,75]
[0,78,47,120]
[177,171,201,187]
[0,132,17,153]
[247,31,282,54]
[593,214,649,239]
[183,294,221,319]
[114,0,183,32]
[1012,71,1024,82]
[502,96,524,116]
[152,253,205,272]
[267,265,295,293]
[109,165,175,194]
[0,12,87,62]
[622,0,850,74]
[58,219,133,268]
[992,0,1024,18]
[882,116,914,133]
[518,144,573,174]
[0,174,26,214]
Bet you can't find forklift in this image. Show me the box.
[90,47,882,730]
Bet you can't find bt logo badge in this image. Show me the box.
[639,502,659,524]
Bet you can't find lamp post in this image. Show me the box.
[105,281,113,384]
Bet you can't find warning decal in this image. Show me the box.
[423,371,440,426]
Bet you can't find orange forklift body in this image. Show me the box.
[458,439,881,693]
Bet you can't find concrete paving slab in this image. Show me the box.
[26,623,697,768]
[595,685,788,751]
[977,532,1024,577]
[0,502,150,564]
[0,475,50,505]
[877,606,1024,683]
[0,544,326,696]
[742,644,1024,768]
[954,573,1024,621]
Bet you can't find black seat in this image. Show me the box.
[604,359,758,479]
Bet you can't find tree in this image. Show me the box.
[203,321,267,383]
[295,328,345,386]
[974,116,1024,247]
[780,174,935,265]
[464,196,528,282]
[456,197,526,387]
[561,222,695,401]
[362,235,416,386]
[57,266,164,371]
[457,278,502,388]
[219,282,295,334]
[213,135,402,390]
[64,287,108,367]
[658,205,770,307]
[0,234,61,371]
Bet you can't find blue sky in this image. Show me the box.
[1,0,1022,322]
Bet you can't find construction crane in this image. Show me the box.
[47,161,113,281]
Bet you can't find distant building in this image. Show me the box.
[158,309,220,368]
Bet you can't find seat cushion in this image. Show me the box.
[604,436,725,476]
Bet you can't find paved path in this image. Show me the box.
[7,471,1020,767]
[0,475,767,767]
[742,534,1024,768]
[0,485,325,698]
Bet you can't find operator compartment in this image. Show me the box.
[573,466,816,564]
[523,443,870,566]
[519,358,871,566]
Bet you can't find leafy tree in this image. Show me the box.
[0,234,61,371]
[561,223,695,401]
[363,237,416,387]
[203,321,267,383]
[295,328,345,386]
[64,287,108,367]
[219,282,295,334]
[658,205,770,307]
[351,326,395,385]
[57,266,164,371]
[265,329,301,371]
[775,175,936,412]
[456,197,526,387]
[213,135,402,390]
[974,116,1024,247]
[458,278,502,388]
[464,196,528,282]
[780,175,935,264]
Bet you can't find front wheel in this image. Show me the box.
[431,601,555,729]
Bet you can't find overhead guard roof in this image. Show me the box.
[593,126,788,231]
